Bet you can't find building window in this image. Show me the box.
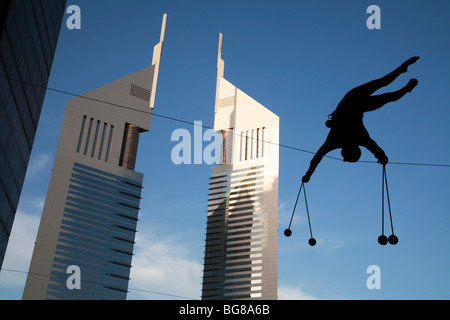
[98,123,108,160]
[261,127,265,158]
[245,131,249,161]
[91,120,101,158]
[240,131,244,162]
[76,115,87,153]
[256,128,260,158]
[105,125,114,162]
[83,118,94,155]
[222,130,227,165]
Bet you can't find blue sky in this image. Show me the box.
[1,0,450,300]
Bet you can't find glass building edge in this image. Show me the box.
[0,0,67,269]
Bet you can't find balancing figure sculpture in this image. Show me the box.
[302,56,420,183]
[290,56,420,246]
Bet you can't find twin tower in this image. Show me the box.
[23,14,279,300]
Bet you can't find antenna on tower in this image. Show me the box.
[215,33,225,113]
[217,32,224,77]
[149,13,167,109]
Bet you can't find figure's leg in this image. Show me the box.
[398,56,420,73]
[346,57,420,98]
[363,78,418,112]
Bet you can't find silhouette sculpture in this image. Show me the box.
[302,56,419,183]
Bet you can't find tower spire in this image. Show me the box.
[217,32,224,77]
[215,33,225,113]
[150,13,167,109]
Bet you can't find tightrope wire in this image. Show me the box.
[1,74,450,168]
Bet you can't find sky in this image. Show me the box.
[1,0,450,300]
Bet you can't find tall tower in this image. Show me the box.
[22,14,167,300]
[201,34,279,300]
[0,0,67,270]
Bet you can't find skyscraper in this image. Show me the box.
[22,14,167,300]
[0,0,67,269]
[201,34,279,300]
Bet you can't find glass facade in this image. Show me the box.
[45,162,141,300]
[202,166,266,299]
[0,0,67,268]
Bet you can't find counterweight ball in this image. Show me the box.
[308,238,316,246]
[284,229,292,237]
[378,235,388,245]
[388,235,399,245]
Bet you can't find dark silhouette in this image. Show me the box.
[302,57,420,183]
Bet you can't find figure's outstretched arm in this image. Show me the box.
[302,142,337,183]
[361,137,388,165]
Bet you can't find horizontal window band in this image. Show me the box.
[119,191,142,199]
[207,208,226,213]
[106,273,131,281]
[120,180,144,189]
[104,286,129,293]
[115,213,139,221]
[110,248,134,256]
[208,196,227,202]
[114,225,137,233]
[117,202,140,210]
[210,165,264,179]
[112,236,135,244]
[208,191,227,197]
[209,180,227,186]
[209,175,227,180]
[73,162,118,181]
[108,260,132,268]
[208,185,227,191]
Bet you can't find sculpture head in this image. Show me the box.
[341,145,361,163]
